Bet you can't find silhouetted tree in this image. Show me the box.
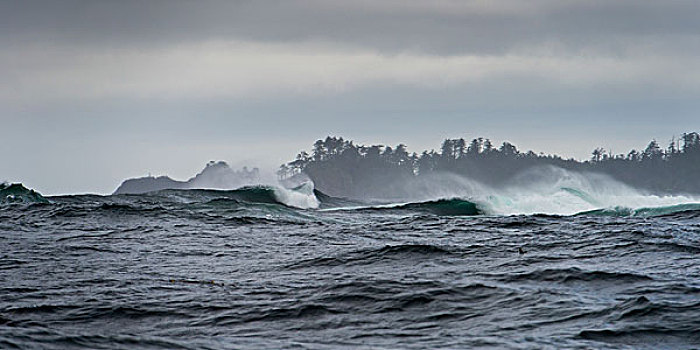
[467,138,481,157]
[499,142,518,158]
[642,140,663,161]
[591,148,604,162]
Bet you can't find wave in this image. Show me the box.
[576,203,700,217]
[288,244,454,269]
[133,184,320,209]
[393,198,481,216]
[578,296,700,346]
[471,183,700,217]
[0,183,49,204]
[312,189,365,209]
[8,174,700,218]
[0,185,326,225]
[381,167,700,216]
[318,189,700,218]
[496,267,653,284]
[151,184,700,218]
[323,198,482,216]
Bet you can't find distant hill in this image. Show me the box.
[114,161,260,195]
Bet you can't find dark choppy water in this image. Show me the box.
[2,188,700,349]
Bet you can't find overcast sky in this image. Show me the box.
[2,0,699,194]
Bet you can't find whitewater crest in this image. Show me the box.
[147,181,700,217]
[364,166,700,217]
[273,182,320,209]
[146,184,319,210]
[2,178,699,218]
[0,183,49,204]
[576,203,700,217]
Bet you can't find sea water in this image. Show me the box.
[1,185,699,349]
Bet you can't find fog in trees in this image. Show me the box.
[278,133,700,199]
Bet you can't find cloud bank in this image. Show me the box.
[1,0,699,194]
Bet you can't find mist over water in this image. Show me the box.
[325,166,700,216]
[477,167,700,216]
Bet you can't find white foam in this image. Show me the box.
[389,166,699,216]
[478,166,700,215]
[272,182,320,209]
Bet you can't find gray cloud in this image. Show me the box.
[2,1,699,55]
[1,0,699,194]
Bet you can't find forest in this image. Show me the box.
[278,132,700,198]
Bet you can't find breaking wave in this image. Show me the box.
[320,198,481,216]
[132,184,320,209]
[0,183,49,204]
[148,183,699,218]
[363,167,700,217]
[4,174,699,218]
[576,203,700,218]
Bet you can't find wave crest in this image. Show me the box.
[576,203,700,217]
[0,183,49,204]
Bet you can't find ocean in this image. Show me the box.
[1,185,699,349]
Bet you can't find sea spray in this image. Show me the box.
[384,172,492,202]
[477,167,700,215]
[273,182,320,209]
[353,166,700,216]
[577,203,700,217]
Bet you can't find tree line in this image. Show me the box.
[278,132,700,197]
